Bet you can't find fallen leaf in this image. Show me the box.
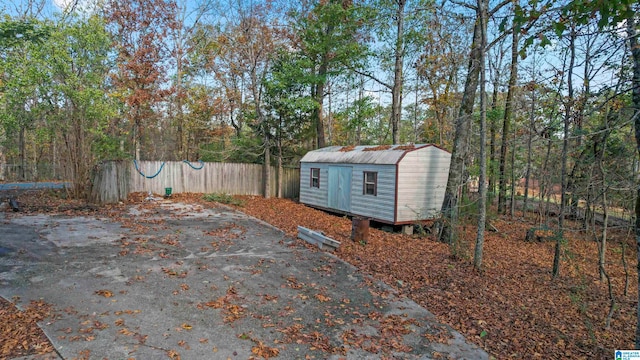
[314,294,331,302]
[251,341,280,359]
[167,349,181,360]
[95,290,114,298]
[118,328,135,336]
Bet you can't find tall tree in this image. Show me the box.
[0,17,49,47]
[291,0,368,148]
[353,0,434,144]
[627,10,640,350]
[212,1,284,197]
[389,0,406,144]
[497,23,519,214]
[1,0,47,19]
[104,0,179,160]
[166,0,212,160]
[438,4,483,245]
[553,22,577,279]
[514,0,639,344]
[187,21,247,139]
[0,14,116,192]
[487,39,507,202]
[473,0,488,270]
[0,17,51,180]
[415,8,467,149]
[264,51,317,196]
[439,0,511,246]
[45,14,115,196]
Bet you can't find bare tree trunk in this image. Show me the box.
[583,167,593,231]
[626,13,640,350]
[554,26,577,279]
[596,156,615,329]
[134,111,141,161]
[390,0,406,145]
[523,108,533,218]
[175,40,185,160]
[566,147,588,220]
[488,83,498,203]
[277,118,283,199]
[170,0,206,161]
[539,133,554,225]
[622,239,629,297]
[598,156,607,282]
[568,33,594,221]
[474,0,488,270]
[19,125,26,180]
[250,66,270,199]
[497,31,518,214]
[488,45,505,204]
[413,77,420,143]
[357,77,363,144]
[263,134,271,199]
[439,17,482,244]
[327,81,332,145]
[277,148,282,198]
[510,130,516,218]
[313,67,326,148]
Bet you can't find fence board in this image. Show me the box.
[91,161,299,204]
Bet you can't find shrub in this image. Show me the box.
[202,193,245,207]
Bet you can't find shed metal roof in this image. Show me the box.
[300,144,446,165]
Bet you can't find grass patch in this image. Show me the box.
[203,193,245,207]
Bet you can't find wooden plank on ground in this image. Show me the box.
[297,226,340,250]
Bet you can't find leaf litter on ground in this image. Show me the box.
[1,190,637,359]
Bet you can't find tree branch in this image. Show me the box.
[448,0,476,11]
[349,67,393,89]
[489,0,511,17]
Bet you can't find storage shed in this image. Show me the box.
[299,144,451,225]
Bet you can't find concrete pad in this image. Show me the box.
[0,201,489,359]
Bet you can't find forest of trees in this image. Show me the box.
[0,0,635,204]
[2,0,640,349]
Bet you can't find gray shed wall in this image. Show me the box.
[299,145,450,224]
[299,163,329,208]
[300,162,396,223]
[349,164,396,223]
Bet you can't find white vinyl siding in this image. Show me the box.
[396,147,451,222]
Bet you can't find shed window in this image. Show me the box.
[363,171,377,196]
[310,168,320,188]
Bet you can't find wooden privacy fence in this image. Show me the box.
[90,160,300,204]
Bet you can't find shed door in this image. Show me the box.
[328,166,352,212]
